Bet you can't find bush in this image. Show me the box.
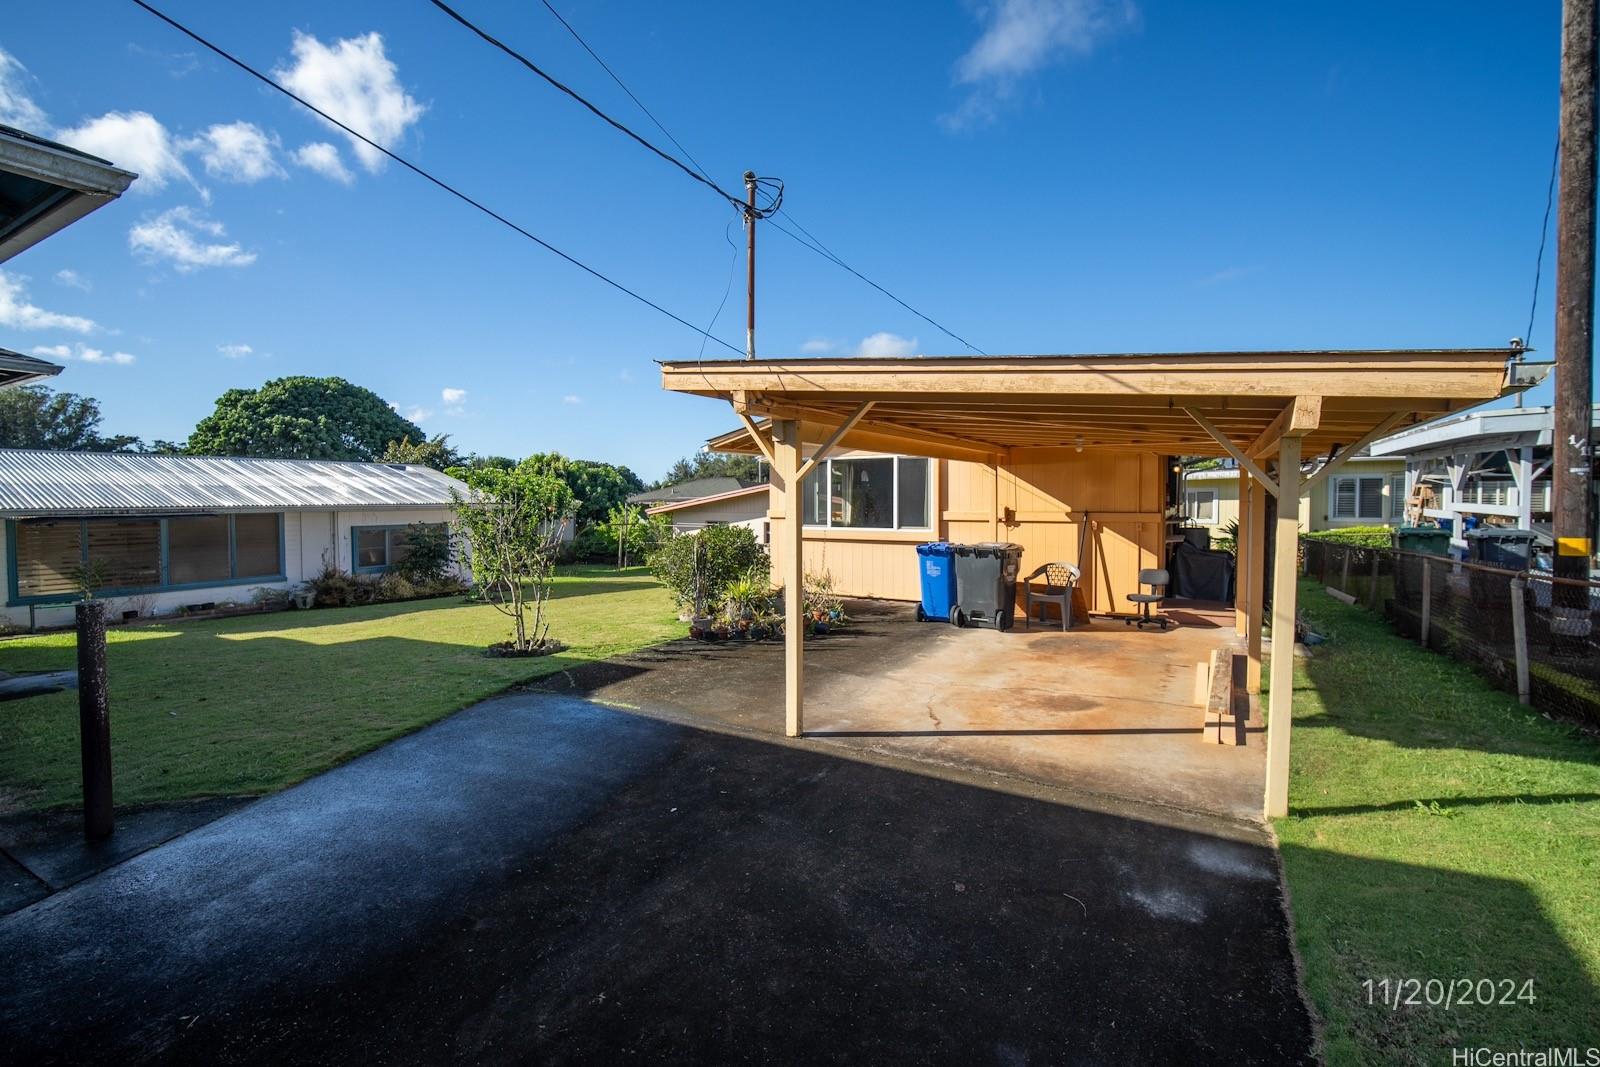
[571,504,671,564]
[647,526,768,613]
[1302,525,1394,549]
[393,523,453,583]
[306,564,465,607]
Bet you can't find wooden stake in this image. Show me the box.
[1420,557,1433,648]
[1510,576,1531,705]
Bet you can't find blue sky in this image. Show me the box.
[0,1,1577,478]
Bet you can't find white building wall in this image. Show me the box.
[1,506,462,631]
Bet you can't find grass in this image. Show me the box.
[0,566,680,813]
[1273,579,1600,1064]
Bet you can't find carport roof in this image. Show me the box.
[663,349,1544,462]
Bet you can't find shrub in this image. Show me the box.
[572,503,671,564]
[648,525,768,613]
[393,523,453,584]
[1302,525,1394,549]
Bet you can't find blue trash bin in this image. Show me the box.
[916,542,958,622]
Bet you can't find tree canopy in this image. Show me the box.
[656,451,764,489]
[518,452,645,529]
[382,433,463,471]
[186,376,423,461]
[0,386,141,452]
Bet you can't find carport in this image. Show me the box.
[660,349,1540,816]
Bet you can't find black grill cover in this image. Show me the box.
[1169,541,1236,602]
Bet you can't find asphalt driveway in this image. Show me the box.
[0,689,1314,1065]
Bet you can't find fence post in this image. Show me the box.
[1340,545,1352,595]
[1509,576,1531,706]
[1420,557,1432,648]
[1368,551,1381,610]
[75,601,113,841]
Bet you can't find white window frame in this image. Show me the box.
[1332,475,1387,522]
[803,454,932,531]
[1184,488,1217,525]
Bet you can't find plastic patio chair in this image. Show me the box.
[1022,561,1080,631]
[1124,568,1172,630]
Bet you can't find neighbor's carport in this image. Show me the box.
[660,350,1539,817]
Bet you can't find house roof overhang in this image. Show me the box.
[0,124,138,264]
[0,346,63,389]
[664,350,1544,464]
[644,483,770,516]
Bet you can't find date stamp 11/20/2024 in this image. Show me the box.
[1363,977,1537,1012]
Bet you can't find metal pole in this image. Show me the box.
[745,170,758,360]
[1509,576,1532,705]
[75,601,113,840]
[1554,0,1597,633]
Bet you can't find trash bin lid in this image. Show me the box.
[917,541,957,556]
[1465,528,1537,540]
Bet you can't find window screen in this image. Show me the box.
[168,515,231,585]
[1357,478,1384,519]
[830,457,894,528]
[234,514,281,578]
[1391,476,1406,518]
[355,527,388,569]
[1334,479,1357,519]
[896,458,929,528]
[13,520,82,599]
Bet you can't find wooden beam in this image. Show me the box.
[1244,475,1265,694]
[1245,396,1323,459]
[1235,468,1251,637]
[795,401,875,483]
[1301,410,1409,492]
[1181,407,1281,497]
[1264,436,1301,818]
[773,419,805,738]
[733,408,776,467]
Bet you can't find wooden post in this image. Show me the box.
[1235,468,1251,636]
[1509,576,1531,705]
[1245,477,1265,694]
[76,601,113,841]
[1420,557,1433,648]
[1368,551,1381,610]
[774,419,805,736]
[1339,545,1352,596]
[1264,436,1301,819]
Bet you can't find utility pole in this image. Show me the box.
[1555,0,1597,628]
[745,170,758,360]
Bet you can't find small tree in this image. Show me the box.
[393,523,454,584]
[647,525,768,614]
[451,467,576,653]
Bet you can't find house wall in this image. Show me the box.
[1181,459,1407,540]
[2,506,460,631]
[655,495,770,541]
[773,447,1166,615]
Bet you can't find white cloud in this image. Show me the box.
[32,342,134,365]
[404,405,432,423]
[855,332,919,357]
[55,111,193,191]
[0,271,97,333]
[54,268,91,292]
[0,46,47,129]
[129,206,257,271]
[290,141,354,184]
[440,387,466,404]
[217,343,254,359]
[562,394,582,405]
[799,337,840,354]
[184,121,284,183]
[275,32,424,173]
[944,0,1136,129]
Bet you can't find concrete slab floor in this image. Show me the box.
[541,600,1265,822]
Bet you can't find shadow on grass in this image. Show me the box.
[1278,842,1600,1060]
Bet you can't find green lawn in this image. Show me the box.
[0,566,679,813]
[1274,580,1600,1064]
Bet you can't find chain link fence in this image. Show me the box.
[1301,538,1600,727]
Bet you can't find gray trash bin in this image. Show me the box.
[951,542,1023,630]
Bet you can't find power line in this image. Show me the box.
[530,0,987,355]
[1525,131,1561,347]
[426,0,762,214]
[125,0,743,357]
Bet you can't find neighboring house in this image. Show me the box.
[1370,402,1600,554]
[644,483,770,542]
[1182,454,1408,536]
[627,477,755,507]
[0,450,468,630]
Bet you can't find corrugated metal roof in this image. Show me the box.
[0,449,469,516]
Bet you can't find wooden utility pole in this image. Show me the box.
[76,601,113,840]
[745,170,758,360]
[1554,0,1597,615]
